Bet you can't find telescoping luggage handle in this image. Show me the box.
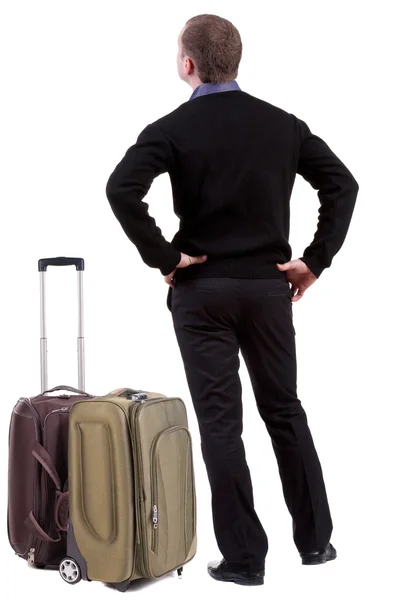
[38,257,85,393]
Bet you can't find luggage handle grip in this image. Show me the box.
[107,387,144,398]
[39,258,86,392]
[35,385,92,397]
[38,257,84,271]
[107,388,167,400]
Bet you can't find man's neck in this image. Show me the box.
[189,79,203,91]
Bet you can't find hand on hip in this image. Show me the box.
[164,253,208,288]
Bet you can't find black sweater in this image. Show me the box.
[106,90,359,280]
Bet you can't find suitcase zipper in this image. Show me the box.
[132,402,149,578]
[130,397,166,578]
[43,406,70,427]
[151,505,158,554]
[27,547,36,565]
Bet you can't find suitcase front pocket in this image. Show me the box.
[149,426,195,574]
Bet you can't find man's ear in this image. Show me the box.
[186,57,195,76]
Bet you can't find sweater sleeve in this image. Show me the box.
[296,118,359,278]
[105,123,182,276]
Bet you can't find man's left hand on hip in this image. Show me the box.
[164,253,208,288]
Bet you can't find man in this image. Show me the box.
[106,14,359,587]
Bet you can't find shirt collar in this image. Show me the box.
[189,80,241,100]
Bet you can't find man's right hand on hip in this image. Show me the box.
[276,259,317,302]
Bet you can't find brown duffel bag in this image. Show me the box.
[7,257,94,568]
[8,386,93,567]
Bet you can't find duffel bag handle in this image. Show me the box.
[38,385,92,397]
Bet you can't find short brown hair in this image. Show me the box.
[181,14,242,84]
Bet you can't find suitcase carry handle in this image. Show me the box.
[107,388,167,400]
[38,257,85,271]
[107,387,144,397]
[38,257,85,393]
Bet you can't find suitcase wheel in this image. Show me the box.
[59,557,82,585]
[177,567,183,579]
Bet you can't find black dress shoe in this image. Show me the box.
[207,559,264,586]
[300,543,337,565]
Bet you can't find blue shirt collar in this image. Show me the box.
[189,80,241,100]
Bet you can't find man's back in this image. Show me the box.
[107,89,358,282]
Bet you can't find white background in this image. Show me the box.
[1,1,404,598]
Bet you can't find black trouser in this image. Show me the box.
[170,276,332,573]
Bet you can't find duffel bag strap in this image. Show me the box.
[55,491,69,532]
[32,441,61,491]
[24,511,61,543]
[28,442,66,541]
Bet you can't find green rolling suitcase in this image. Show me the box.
[60,387,197,591]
